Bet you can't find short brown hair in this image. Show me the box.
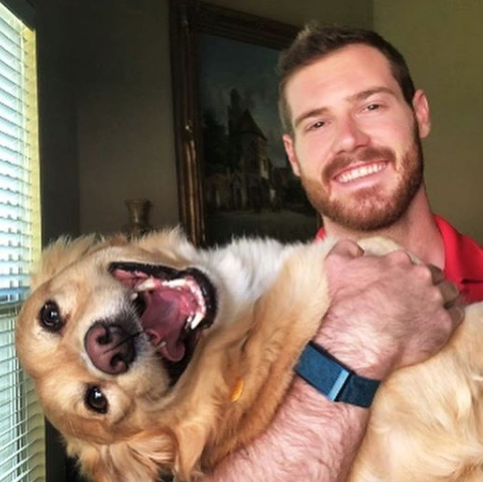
[278,23,416,134]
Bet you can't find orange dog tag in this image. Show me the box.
[230,378,244,402]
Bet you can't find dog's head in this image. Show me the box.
[16,229,226,480]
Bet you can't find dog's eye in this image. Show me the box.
[85,386,109,414]
[39,300,63,332]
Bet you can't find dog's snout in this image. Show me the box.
[84,322,137,375]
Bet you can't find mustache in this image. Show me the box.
[323,147,396,182]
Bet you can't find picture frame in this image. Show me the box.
[169,0,318,246]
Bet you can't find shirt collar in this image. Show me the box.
[434,214,483,284]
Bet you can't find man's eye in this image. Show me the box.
[309,120,325,130]
[366,103,381,111]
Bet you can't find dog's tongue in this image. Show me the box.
[141,288,195,362]
[112,269,200,362]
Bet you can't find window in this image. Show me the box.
[0,1,42,481]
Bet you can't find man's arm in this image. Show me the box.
[202,240,463,482]
[203,377,369,481]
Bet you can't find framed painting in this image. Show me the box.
[169,0,318,246]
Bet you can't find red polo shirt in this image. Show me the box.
[434,215,483,304]
[316,215,483,304]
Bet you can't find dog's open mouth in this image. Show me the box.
[109,262,217,379]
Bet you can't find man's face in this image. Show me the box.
[283,44,431,231]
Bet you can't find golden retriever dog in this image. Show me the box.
[15,229,483,482]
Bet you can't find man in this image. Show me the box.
[203,24,483,481]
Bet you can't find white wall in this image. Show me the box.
[75,0,178,234]
[374,0,483,242]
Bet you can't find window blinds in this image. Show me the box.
[0,1,42,481]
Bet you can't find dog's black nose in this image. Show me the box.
[84,321,137,375]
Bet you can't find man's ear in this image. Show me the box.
[412,89,431,139]
[283,134,301,177]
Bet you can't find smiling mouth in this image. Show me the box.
[109,262,217,382]
[335,161,387,184]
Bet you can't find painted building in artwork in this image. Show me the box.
[204,88,279,212]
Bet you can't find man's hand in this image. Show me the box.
[316,240,464,380]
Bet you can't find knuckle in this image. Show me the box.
[442,281,459,301]
[386,249,413,265]
[414,264,436,284]
[429,289,445,306]
[449,305,465,325]
[448,281,460,298]
[327,239,364,262]
[336,239,358,249]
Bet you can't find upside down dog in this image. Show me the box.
[15,229,483,482]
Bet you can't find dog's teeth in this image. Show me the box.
[158,340,167,348]
[130,292,138,300]
[189,311,204,330]
[163,279,185,289]
[136,278,156,291]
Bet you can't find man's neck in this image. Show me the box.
[321,188,445,268]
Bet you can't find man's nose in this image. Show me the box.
[332,116,370,154]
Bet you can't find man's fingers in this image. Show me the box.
[427,264,445,284]
[437,280,460,306]
[427,264,461,306]
[427,264,460,306]
[447,305,465,326]
[328,244,462,319]
[327,239,365,259]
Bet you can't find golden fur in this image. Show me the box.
[15,229,483,481]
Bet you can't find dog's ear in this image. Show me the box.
[135,227,199,262]
[31,235,103,289]
[68,434,176,482]
[172,422,209,481]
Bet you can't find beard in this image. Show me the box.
[299,126,424,232]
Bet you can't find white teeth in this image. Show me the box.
[133,275,208,331]
[337,163,385,183]
[164,278,207,329]
[136,278,156,291]
[158,340,167,348]
[162,279,186,289]
[188,311,205,330]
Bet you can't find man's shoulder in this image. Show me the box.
[435,215,483,303]
[435,215,483,264]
